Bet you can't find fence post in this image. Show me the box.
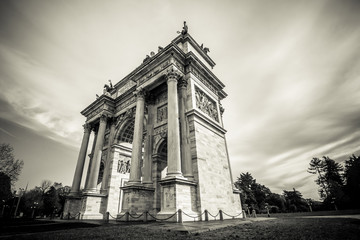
[67,212,70,220]
[252,209,257,218]
[105,212,109,223]
[219,210,223,221]
[204,210,209,221]
[78,212,81,220]
[242,210,246,219]
[143,211,148,222]
[125,212,129,222]
[178,209,183,223]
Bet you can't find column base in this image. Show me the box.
[118,185,155,221]
[63,195,82,219]
[80,193,107,220]
[158,178,199,222]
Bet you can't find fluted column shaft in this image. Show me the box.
[70,124,91,194]
[178,79,194,180]
[128,89,146,185]
[166,69,183,177]
[85,115,107,192]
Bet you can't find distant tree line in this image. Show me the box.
[308,155,360,210]
[235,154,360,214]
[234,172,314,214]
[1,143,70,218]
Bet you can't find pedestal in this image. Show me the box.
[63,195,82,219]
[118,185,155,221]
[157,177,198,222]
[80,192,107,219]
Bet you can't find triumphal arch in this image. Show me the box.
[64,23,242,221]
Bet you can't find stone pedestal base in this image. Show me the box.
[118,185,155,221]
[80,193,107,220]
[63,195,82,219]
[157,177,198,222]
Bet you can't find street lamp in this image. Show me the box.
[31,202,38,219]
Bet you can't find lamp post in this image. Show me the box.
[31,202,38,219]
[1,200,5,217]
[13,188,24,218]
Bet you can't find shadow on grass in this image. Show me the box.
[0,219,100,236]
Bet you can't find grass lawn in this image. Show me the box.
[1,211,359,239]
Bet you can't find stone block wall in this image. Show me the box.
[190,118,242,218]
[105,145,130,217]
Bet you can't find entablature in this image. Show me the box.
[81,95,115,122]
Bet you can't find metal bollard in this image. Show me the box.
[242,210,246,219]
[125,212,129,222]
[67,212,70,220]
[143,211,148,222]
[219,210,223,221]
[178,209,183,223]
[205,210,209,221]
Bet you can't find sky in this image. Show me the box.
[0,0,359,200]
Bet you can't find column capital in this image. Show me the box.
[165,68,182,83]
[82,123,92,133]
[133,88,147,100]
[99,114,108,123]
[178,78,188,88]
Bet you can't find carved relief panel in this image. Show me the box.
[194,86,219,122]
[157,105,167,123]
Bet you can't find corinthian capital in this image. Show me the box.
[165,67,182,83]
[178,78,188,88]
[82,123,91,133]
[133,88,147,99]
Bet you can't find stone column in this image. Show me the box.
[85,115,108,192]
[100,118,117,193]
[178,79,194,180]
[128,89,146,185]
[84,129,97,189]
[70,123,91,195]
[165,68,183,178]
[142,102,154,186]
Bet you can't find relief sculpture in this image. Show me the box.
[195,86,219,122]
[118,160,131,174]
[157,105,168,122]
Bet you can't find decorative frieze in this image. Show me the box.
[139,59,171,85]
[116,96,136,112]
[117,81,136,98]
[189,66,218,96]
[195,86,219,122]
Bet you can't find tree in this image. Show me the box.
[0,172,11,201]
[308,156,344,209]
[235,172,257,209]
[283,188,308,212]
[0,143,24,184]
[43,186,61,216]
[343,154,360,208]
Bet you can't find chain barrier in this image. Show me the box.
[222,211,243,218]
[128,212,144,219]
[147,211,178,221]
[108,212,119,219]
[67,212,80,220]
[182,210,206,221]
[207,211,219,220]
